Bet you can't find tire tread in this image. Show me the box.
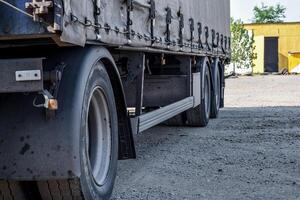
[37,180,84,200]
[0,180,27,200]
[186,60,211,127]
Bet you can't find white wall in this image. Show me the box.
[225,63,253,75]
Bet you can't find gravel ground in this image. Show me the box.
[112,75,300,200]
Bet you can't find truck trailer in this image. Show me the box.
[0,0,230,199]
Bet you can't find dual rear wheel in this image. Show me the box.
[167,58,222,127]
[0,55,223,200]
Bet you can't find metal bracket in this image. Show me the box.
[25,0,53,21]
[149,0,156,44]
[224,36,228,50]
[53,0,63,32]
[15,70,41,82]
[189,18,195,48]
[211,29,216,50]
[47,63,66,98]
[220,34,225,53]
[93,0,101,35]
[33,90,58,110]
[205,26,211,51]
[0,58,44,93]
[178,9,184,48]
[197,22,203,50]
[121,53,145,116]
[42,63,66,118]
[216,32,219,48]
[126,0,134,41]
[134,55,145,116]
[165,7,172,46]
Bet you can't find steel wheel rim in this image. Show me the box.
[205,73,210,118]
[216,71,220,110]
[86,86,112,186]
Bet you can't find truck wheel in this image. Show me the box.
[164,114,185,126]
[0,181,41,199]
[210,60,221,119]
[0,181,25,200]
[37,62,118,200]
[186,60,211,127]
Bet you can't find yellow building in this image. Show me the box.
[244,22,300,73]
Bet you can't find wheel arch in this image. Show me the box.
[0,46,135,182]
[99,55,136,160]
[65,46,136,160]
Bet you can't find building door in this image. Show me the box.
[264,37,279,72]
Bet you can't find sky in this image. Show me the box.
[231,0,300,23]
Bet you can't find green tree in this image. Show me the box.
[253,3,286,23]
[230,18,257,72]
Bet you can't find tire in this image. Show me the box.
[164,113,185,126]
[0,181,40,200]
[210,59,221,119]
[37,62,119,200]
[0,181,25,200]
[186,58,211,127]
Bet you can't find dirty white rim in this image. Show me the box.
[205,73,211,118]
[86,86,112,186]
[216,70,220,110]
